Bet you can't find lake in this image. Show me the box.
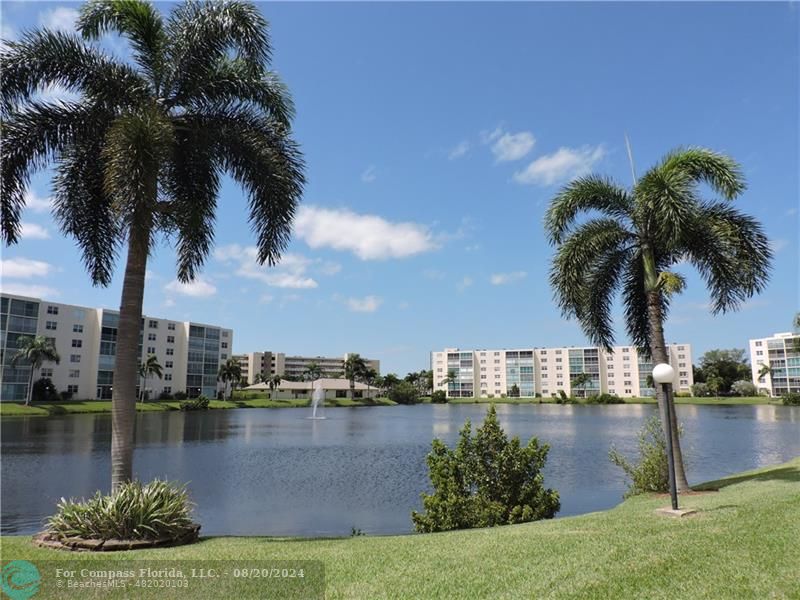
[2,403,798,536]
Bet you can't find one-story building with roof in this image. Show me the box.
[243,377,379,400]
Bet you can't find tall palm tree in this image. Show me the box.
[304,361,322,382]
[343,353,367,399]
[10,335,60,405]
[138,354,162,403]
[269,374,282,400]
[362,366,378,400]
[217,357,242,400]
[570,372,592,398]
[757,363,771,380]
[1,0,304,490]
[546,147,771,492]
[439,369,457,393]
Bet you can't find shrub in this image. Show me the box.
[782,393,800,406]
[691,383,711,397]
[554,390,576,404]
[158,391,174,400]
[47,479,195,541]
[173,391,188,400]
[586,393,625,405]
[431,390,448,404]
[674,391,691,398]
[389,381,421,405]
[731,380,757,397]
[179,397,209,411]
[412,405,560,533]
[59,390,73,401]
[32,377,60,403]
[609,416,682,498]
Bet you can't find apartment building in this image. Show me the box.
[0,294,233,401]
[235,351,380,385]
[431,344,692,398]
[749,332,800,397]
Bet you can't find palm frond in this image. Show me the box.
[1,101,105,243]
[658,147,746,200]
[199,105,304,266]
[681,201,772,313]
[544,175,632,245]
[53,135,121,286]
[0,29,147,111]
[549,218,634,319]
[78,0,167,89]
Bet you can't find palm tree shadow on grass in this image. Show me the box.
[693,464,800,491]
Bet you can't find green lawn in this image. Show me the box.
[2,458,798,599]
[0,397,396,417]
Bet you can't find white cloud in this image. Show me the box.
[0,282,59,298]
[457,276,474,292]
[490,271,527,285]
[770,239,789,253]
[20,223,50,240]
[0,257,55,279]
[347,295,382,313]
[448,141,471,160]
[319,261,342,276]
[39,7,79,32]
[164,277,217,297]
[214,244,319,289]
[480,126,504,144]
[513,145,605,186]
[294,206,437,260]
[24,190,53,213]
[491,131,535,162]
[361,166,377,183]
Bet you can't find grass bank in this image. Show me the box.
[0,396,396,417]
[2,458,798,598]
[443,395,779,406]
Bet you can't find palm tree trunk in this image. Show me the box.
[111,220,151,492]
[26,364,35,406]
[645,288,691,493]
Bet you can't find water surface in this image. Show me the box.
[2,403,798,536]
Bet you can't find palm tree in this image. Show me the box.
[304,361,322,382]
[546,147,771,492]
[268,374,282,400]
[439,369,457,390]
[138,354,162,403]
[570,372,592,398]
[217,357,242,400]
[343,353,367,399]
[10,335,60,405]
[757,363,771,380]
[362,367,378,400]
[1,1,304,490]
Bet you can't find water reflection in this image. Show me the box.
[2,404,799,536]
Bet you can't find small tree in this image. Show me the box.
[570,373,592,398]
[509,383,520,398]
[691,382,710,397]
[303,361,322,382]
[138,355,163,403]
[609,416,681,497]
[731,380,757,397]
[10,336,60,405]
[389,381,420,405]
[217,357,242,400]
[412,405,559,532]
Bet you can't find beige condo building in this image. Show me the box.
[235,351,380,384]
[748,331,800,397]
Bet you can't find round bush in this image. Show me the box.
[47,480,196,541]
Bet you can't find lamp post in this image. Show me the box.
[652,363,678,511]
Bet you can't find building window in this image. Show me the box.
[147,346,156,354]
[167,323,176,331]
[165,361,173,369]
[164,386,172,394]
[40,368,53,378]
[73,324,83,333]
[756,350,763,356]
[167,336,175,344]
[622,348,629,353]
[72,339,82,348]
[164,373,172,381]
[166,348,174,356]
[148,320,158,328]
[46,321,57,330]
[221,353,227,359]
[148,333,156,341]
[221,342,228,349]
[70,354,81,363]
[67,385,79,394]
[222,331,229,338]
[755,341,762,347]
[678,346,685,350]
[69,369,80,378]
[47,305,59,315]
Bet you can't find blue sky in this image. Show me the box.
[1,2,798,375]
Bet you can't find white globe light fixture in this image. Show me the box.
[652,362,679,510]
[652,363,675,385]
